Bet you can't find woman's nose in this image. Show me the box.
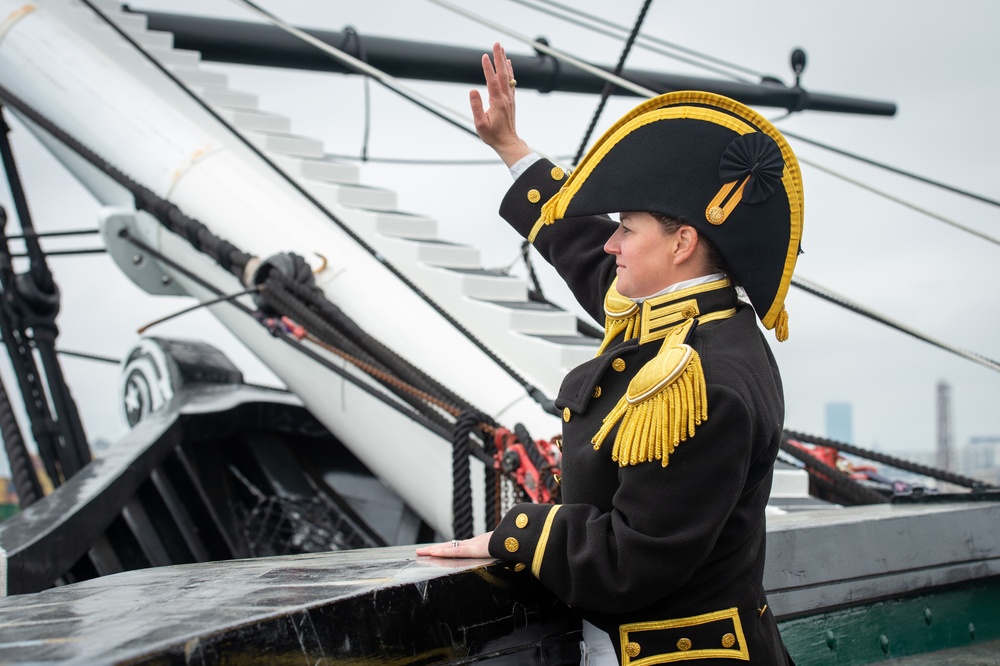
[604,231,621,255]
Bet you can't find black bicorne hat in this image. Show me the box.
[529,91,804,340]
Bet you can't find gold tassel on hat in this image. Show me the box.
[591,320,707,467]
[774,306,789,342]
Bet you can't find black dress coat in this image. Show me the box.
[487,159,792,665]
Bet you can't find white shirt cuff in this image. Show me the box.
[509,152,542,181]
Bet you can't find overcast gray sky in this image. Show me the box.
[1,0,998,476]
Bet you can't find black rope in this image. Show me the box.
[118,229,452,442]
[270,273,472,411]
[0,76,555,414]
[520,0,998,210]
[261,275,454,431]
[1,109,92,481]
[572,0,653,166]
[6,228,100,240]
[8,248,105,258]
[785,429,995,491]
[56,349,121,365]
[779,436,890,506]
[451,413,475,539]
[451,410,497,539]
[784,130,1000,209]
[122,227,509,545]
[0,369,43,507]
[0,110,53,294]
[231,0,479,140]
[341,27,372,162]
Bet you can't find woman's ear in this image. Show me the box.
[672,225,700,265]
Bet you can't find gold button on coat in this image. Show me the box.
[550,166,565,181]
[676,637,692,651]
[515,513,529,528]
[722,633,736,648]
[612,358,626,372]
[592,386,602,398]
[624,641,641,657]
[514,563,526,572]
[504,537,519,553]
[563,407,571,422]
[527,189,541,203]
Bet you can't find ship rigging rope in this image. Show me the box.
[223,0,479,140]
[804,161,1000,247]
[144,232,499,537]
[435,0,1000,211]
[572,0,654,166]
[778,436,889,505]
[1,8,533,533]
[792,276,1000,375]
[117,228,457,445]
[780,131,1000,210]
[509,0,761,84]
[2,6,557,416]
[784,429,995,490]
[223,0,565,168]
[0,76,510,533]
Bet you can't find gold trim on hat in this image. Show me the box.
[538,91,804,336]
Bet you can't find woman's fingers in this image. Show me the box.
[415,532,493,559]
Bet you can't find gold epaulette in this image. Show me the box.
[592,319,707,467]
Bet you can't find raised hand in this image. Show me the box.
[469,42,532,167]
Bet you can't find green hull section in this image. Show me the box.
[780,576,1000,664]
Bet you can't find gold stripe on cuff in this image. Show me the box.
[531,505,562,577]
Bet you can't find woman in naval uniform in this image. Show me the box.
[418,43,802,665]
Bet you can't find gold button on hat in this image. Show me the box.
[676,637,692,651]
[563,407,571,422]
[515,513,529,528]
[722,633,736,648]
[527,188,541,203]
[612,358,626,372]
[624,641,641,658]
[504,537,519,553]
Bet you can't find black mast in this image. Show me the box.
[136,11,895,117]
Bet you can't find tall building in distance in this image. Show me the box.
[936,381,953,471]
[825,402,853,444]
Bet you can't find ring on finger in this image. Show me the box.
[508,78,517,88]
[451,540,460,548]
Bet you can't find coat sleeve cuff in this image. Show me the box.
[499,158,567,240]
[489,503,562,576]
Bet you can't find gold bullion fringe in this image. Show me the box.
[591,349,707,467]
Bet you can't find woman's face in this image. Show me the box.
[603,212,679,298]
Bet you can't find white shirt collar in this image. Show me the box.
[631,273,726,303]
